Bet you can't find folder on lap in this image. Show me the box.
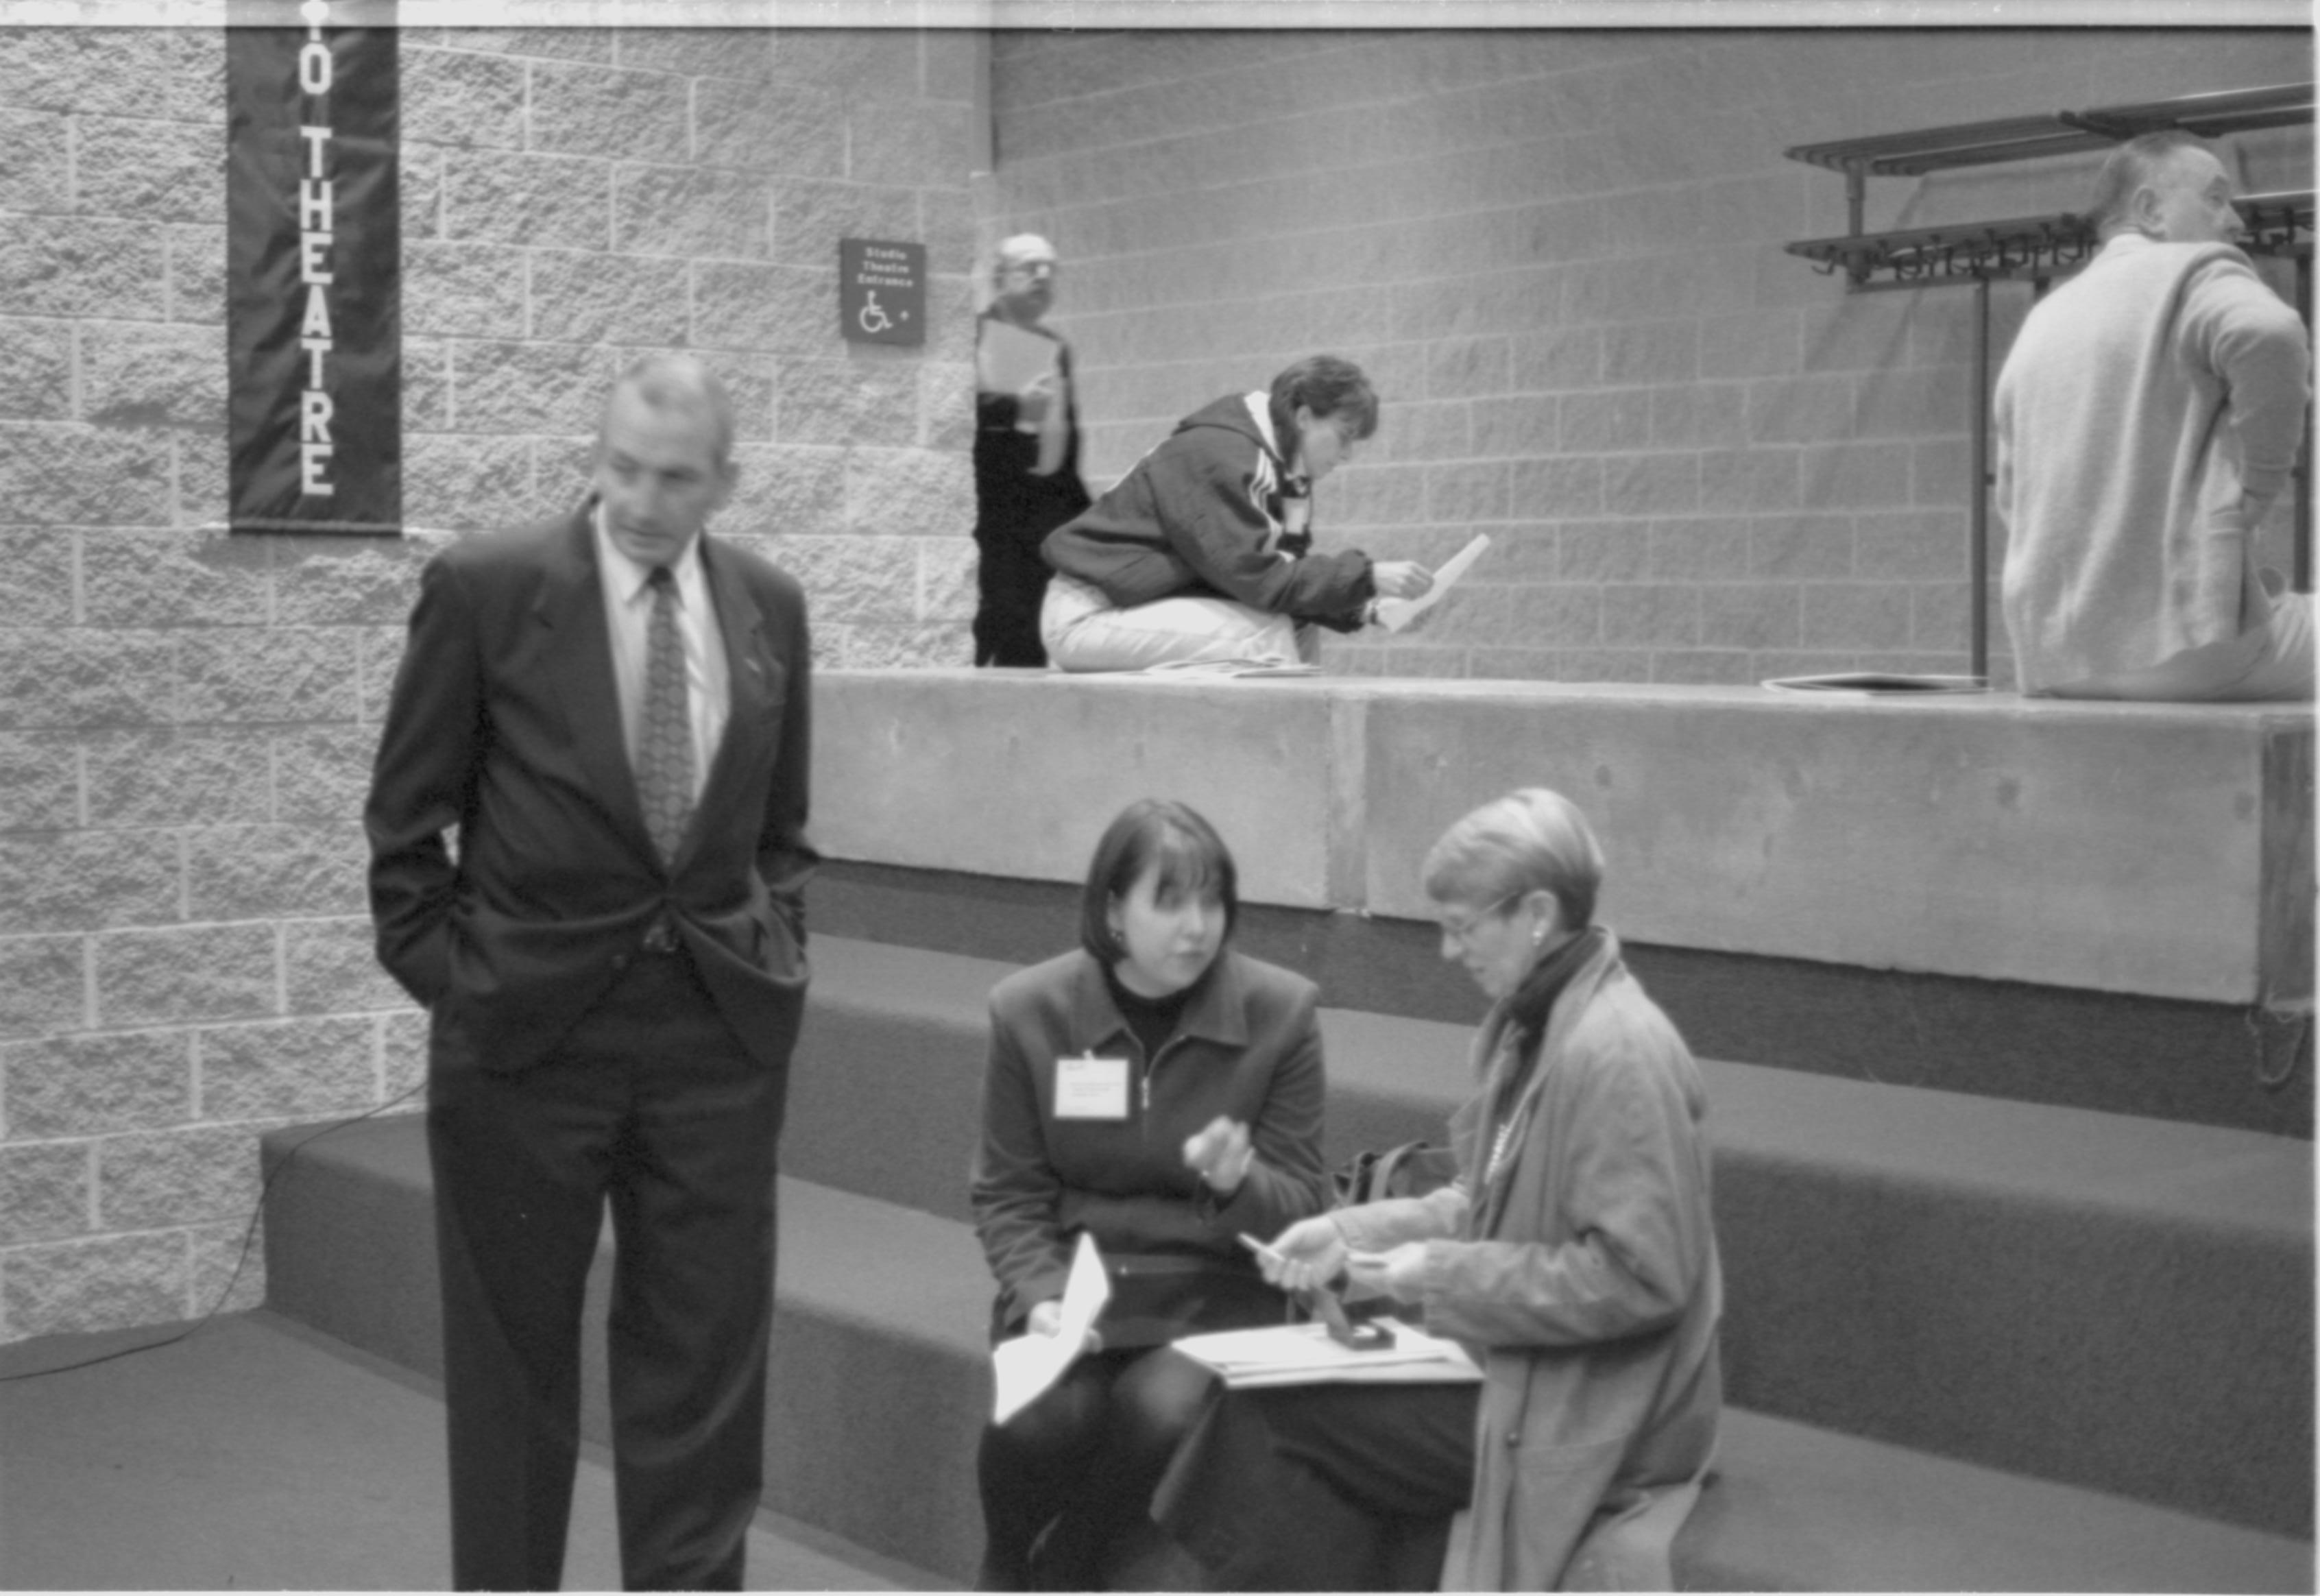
[1170,1319,1482,1388]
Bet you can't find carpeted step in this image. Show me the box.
[785,936,2314,1539]
[258,1118,2312,1593]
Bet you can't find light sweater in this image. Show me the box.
[1994,233,2310,691]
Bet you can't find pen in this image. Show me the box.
[1237,1233,1285,1267]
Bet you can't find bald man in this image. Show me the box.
[1996,131,2311,699]
[367,354,816,1589]
[974,234,1093,666]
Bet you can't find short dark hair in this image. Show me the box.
[2083,130,2209,237]
[1269,354,1380,451]
[1079,799,1240,967]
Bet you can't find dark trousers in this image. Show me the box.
[1155,1378,1478,1591]
[976,1345,1216,1588]
[972,528,1053,668]
[425,950,786,1592]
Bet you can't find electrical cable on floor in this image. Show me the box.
[0,1082,428,1385]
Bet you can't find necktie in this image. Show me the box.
[638,566,694,867]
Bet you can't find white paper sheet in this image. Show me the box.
[990,1232,1110,1425]
[1170,1318,1482,1388]
[1375,533,1490,633]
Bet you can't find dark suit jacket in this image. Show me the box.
[365,505,816,1078]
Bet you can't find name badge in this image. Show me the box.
[1055,1054,1131,1120]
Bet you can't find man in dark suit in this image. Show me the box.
[365,353,814,1591]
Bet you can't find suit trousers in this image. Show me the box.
[426,947,786,1592]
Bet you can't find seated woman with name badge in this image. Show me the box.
[970,799,1332,1589]
[1154,788,1724,1592]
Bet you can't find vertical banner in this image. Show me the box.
[227,10,400,533]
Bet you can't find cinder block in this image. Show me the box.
[1702,583,1804,651]
[0,935,85,1039]
[445,149,612,252]
[1423,459,1509,524]
[84,319,224,427]
[1700,309,1800,380]
[921,363,974,454]
[160,221,222,327]
[402,435,540,533]
[723,443,847,539]
[1603,581,1703,647]
[403,240,528,339]
[1801,439,1915,511]
[698,77,845,182]
[189,1216,267,1317]
[1803,581,1916,650]
[531,61,690,165]
[1912,438,1972,509]
[917,536,979,624]
[1,1229,189,1338]
[399,45,526,149]
[454,339,617,437]
[0,529,74,627]
[1508,455,1600,520]
[0,317,67,422]
[1560,520,1650,582]
[773,28,922,100]
[845,447,972,538]
[73,115,220,226]
[0,730,76,831]
[523,247,687,345]
[184,824,367,923]
[0,827,180,934]
[692,261,822,354]
[1602,321,1700,387]
[1801,300,1913,375]
[617,165,770,258]
[1457,583,1600,649]
[81,527,266,627]
[271,726,374,823]
[1560,389,1653,455]
[271,537,430,627]
[1605,452,1701,516]
[1854,365,1963,441]
[762,535,919,625]
[0,108,70,212]
[771,176,915,271]
[1510,326,1603,393]
[400,145,444,245]
[179,629,359,726]
[1750,514,1855,579]
[1702,448,1801,515]
[98,1123,257,1231]
[356,625,409,727]
[1464,394,1556,461]
[1911,580,1974,653]
[839,622,971,670]
[0,1141,90,1244]
[0,631,176,732]
[1743,374,1854,446]
[382,1011,428,1100]
[0,422,171,525]
[0,27,180,117]
[284,917,409,1017]
[2,1030,193,1140]
[438,25,612,63]
[614,27,780,81]
[1648,521,1752,581]
[1857,509,1968,582]
[173,433,229,529]
[1650,385,1745,450]
[95,923,277,1028]
[197,1015,376,1122]
[850,101,977,190]
[772,355,921,450]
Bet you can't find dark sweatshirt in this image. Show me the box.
[1042,392,1375,631]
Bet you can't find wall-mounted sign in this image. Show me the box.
[839,239,926,348]
[226,2,400,534]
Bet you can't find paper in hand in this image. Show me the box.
[990,1232,1109,1425]
[1375,534,1489,633]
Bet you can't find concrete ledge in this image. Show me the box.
[813,670,2314,1006]
[258,1116,2315,1593]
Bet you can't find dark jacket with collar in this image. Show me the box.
[364,504,817,1079]
[971,947,1331,1342]
[1041,392,1375,629]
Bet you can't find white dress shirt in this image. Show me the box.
[592,504,729,806]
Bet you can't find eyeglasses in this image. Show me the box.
[1437,891,1521,945]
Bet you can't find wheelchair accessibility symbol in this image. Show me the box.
[858,292,902,335]
[839,239,926,346]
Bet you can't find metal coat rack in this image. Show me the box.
[1783,84,2315,679]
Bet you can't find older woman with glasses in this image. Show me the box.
[1155,788,1722,1591]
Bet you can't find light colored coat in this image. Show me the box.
[1333,931,1721,1591]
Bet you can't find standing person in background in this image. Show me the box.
[1996,130,2312,700]
[1041,354,1432,673]
[974,234,1093,667]
[365,354,816,1591]
[971,800,1331,1589]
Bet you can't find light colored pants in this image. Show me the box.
[1041,572,1307,673]
[2043,581,2313,702]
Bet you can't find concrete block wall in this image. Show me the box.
[988,27,2312,686]
[0,23,981,1344]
